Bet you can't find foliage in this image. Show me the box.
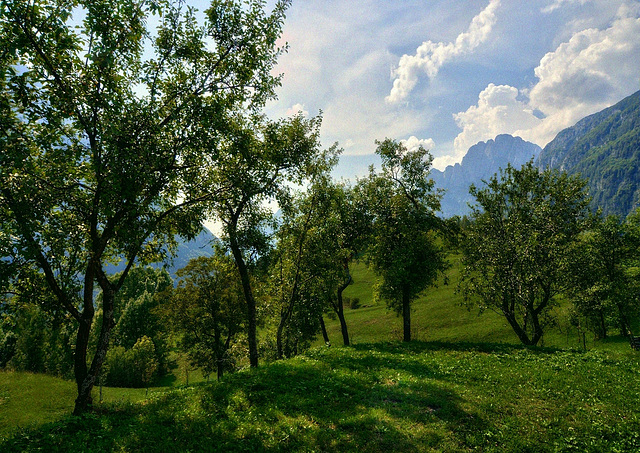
[102,336,158,388]
[270,175,371,356]
[363,138,448,342]
[208,113,338,367]
[3,344,640,452]
[164,251,245,380]
[1,296,75,379]
[0,0,290,414]
[567,213,640,338]
[461,161,591,345]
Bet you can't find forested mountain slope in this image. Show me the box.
[537,90,640,217]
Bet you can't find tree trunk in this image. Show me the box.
[73,263,96,415]
[276,312,287,359]
[335,269,351,346]
[74,280,116,415]
[402,288,411,342]
[228,234,259,368]
[597,310,607,340]
[319,315,330,345]
[73,315,93,413]
[503,309,534,346]
[215,326,223,381]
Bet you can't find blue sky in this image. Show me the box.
[251,0,640,179]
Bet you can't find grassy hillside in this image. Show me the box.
[3,255,638,451]
[2,343,640,452]
[326,258,599,351]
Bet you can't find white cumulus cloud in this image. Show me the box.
[401,136,436,152]
[286,103,309,117]
[386,0,501,104]
[541,0,589,14]
[453,84,541,156]
[529,5,640,119]
[451,4,640,161]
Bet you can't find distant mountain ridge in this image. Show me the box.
[107,227,218,281]
[537,90,640,217]
[431,134,542,218]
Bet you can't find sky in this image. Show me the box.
[250,0,640,179]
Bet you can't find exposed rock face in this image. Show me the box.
[431,134,542,218]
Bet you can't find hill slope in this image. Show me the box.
[2,344,639,452]
[537,90,640,217]
[431,135,542,218]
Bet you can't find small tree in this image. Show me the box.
[363,139,448,342]
[165,250,245,380]
[461,162,590,346]
[567,214,640,339]
[208,114,336,367]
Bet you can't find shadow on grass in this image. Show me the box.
[351,339,567,355]
[1,343,495,452]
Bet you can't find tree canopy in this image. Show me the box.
[461,161,591,346]
[0,0,290,414]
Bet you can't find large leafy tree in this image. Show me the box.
[567,214,640,339]
[461,162,590,346]
[0,0,289,414]
[209,113,335,367]
[364,139,448,342]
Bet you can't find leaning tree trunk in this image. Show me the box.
[319,315,330,345]
[228,234,259,368]
[336,274,351,346]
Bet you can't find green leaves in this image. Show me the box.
[363,139,448,340]
[462,161,591,345]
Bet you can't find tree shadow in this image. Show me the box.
[1,344,495,452]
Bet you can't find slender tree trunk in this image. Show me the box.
[319,315,330,345]
[228,234,259,368]
[335,267,351,346]
[617,303,630,337]
[402,288,411,342]
[215,327,223,381]
[276,312,287,359]
[336,290,350,346]
[598,310,607,340]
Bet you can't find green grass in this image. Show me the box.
[329,258,594,349]
[3,256,639,450]
[2,343,640,452]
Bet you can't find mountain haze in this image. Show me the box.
[431,134,542,218]
[107,227,218,280]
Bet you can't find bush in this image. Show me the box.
[349,298,361,309]
[103,336,158,388]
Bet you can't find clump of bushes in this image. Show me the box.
[343,297,361,309]
[102,336,158,388]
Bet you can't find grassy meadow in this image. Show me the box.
[2,257,640,451]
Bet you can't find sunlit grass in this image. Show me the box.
[330,258,612,351]
[3,344,640,451]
